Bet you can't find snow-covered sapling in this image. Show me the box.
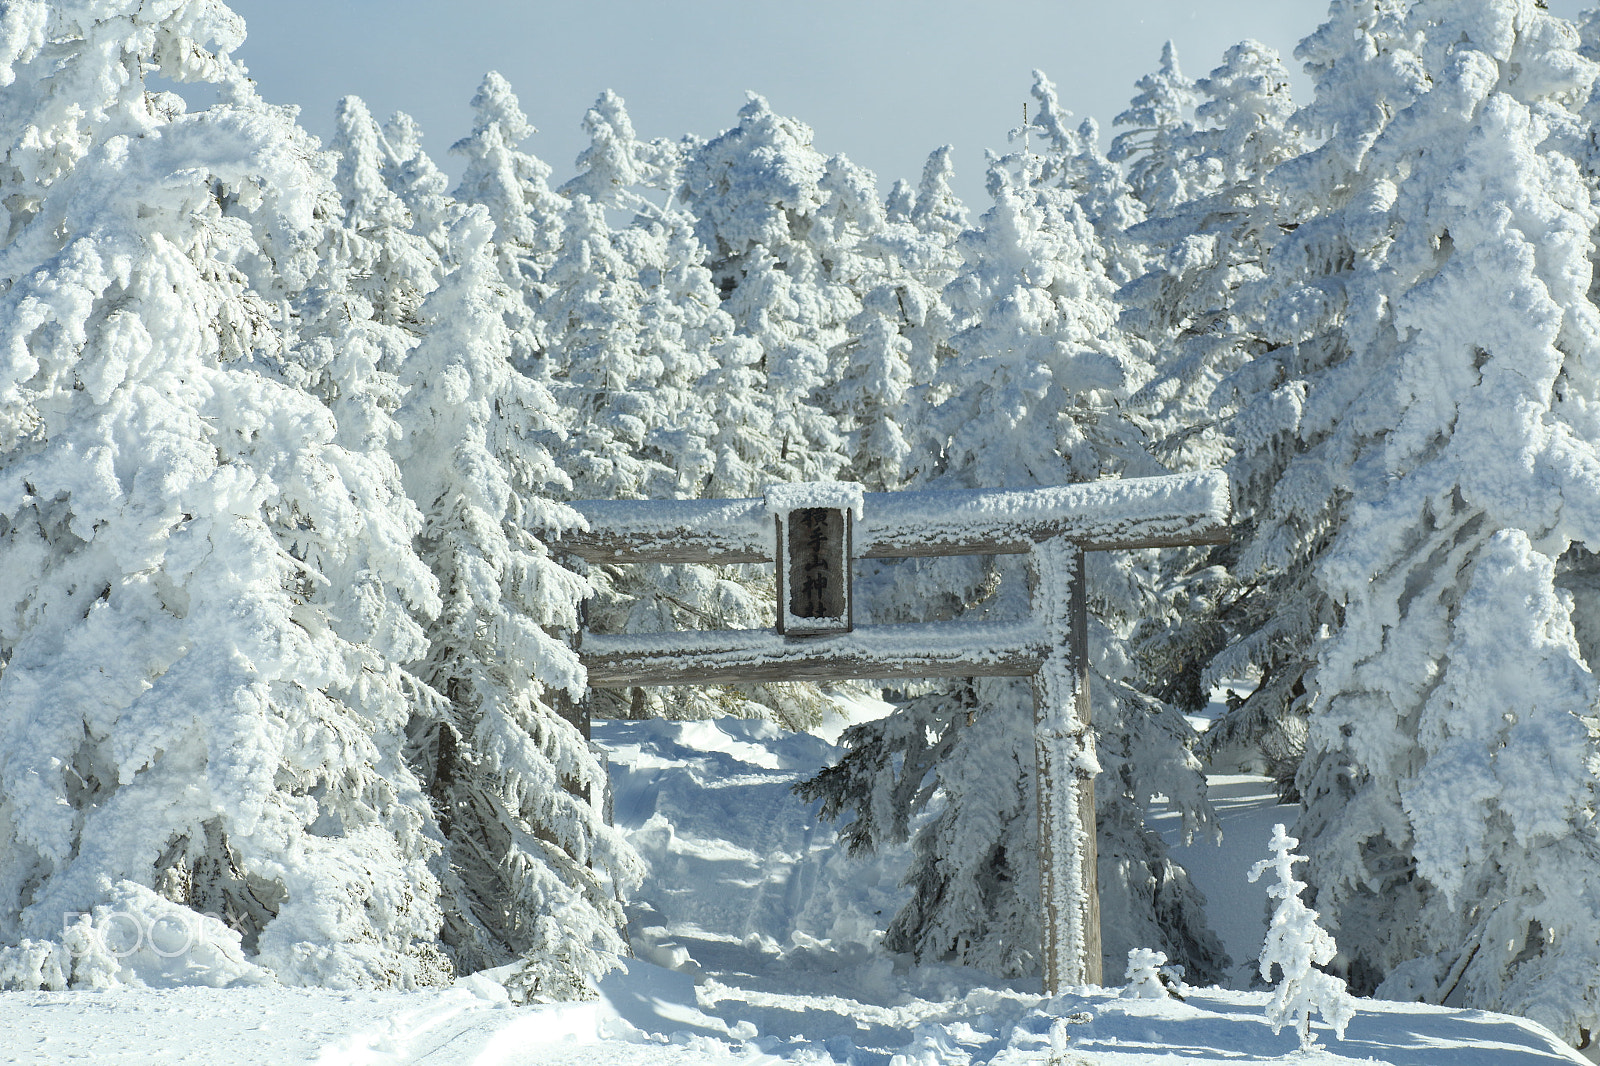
[1122,947,1183,1000]
[1248,824,1356,1048]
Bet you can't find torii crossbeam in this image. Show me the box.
[557,471,1230,992]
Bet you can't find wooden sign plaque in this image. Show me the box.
[776,506,853,635]
[766,482,862,636]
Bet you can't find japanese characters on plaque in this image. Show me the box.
[766,482,860,636]
[788,508,846,620]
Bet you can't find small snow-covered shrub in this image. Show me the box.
[0,881,269,990]
[1248,824,1356,1048]
[1122,947,1171,999]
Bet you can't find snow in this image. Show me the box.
[764,481,867,520]
[1151,773,1285,985]
[2,702,1588,1066]
[11,0,1600,1049]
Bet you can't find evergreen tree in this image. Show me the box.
[290,95,436,461]
[0,0,449,988]
[1248,824,1356,1049]
[1122,39,1305,476]
[559,88,690,219]
[822,150,967,494]
[380,110,460,265]
[679,95,853,484]
[541,194,732,725]
[1116,40,1310,759]
[549,91,827,727]
[544,195,676,504]
[910,145,971,244]
[1178,1,1427,793]
[396,207,642,999]
[1109,41,1202,216]
[330,96,441,338]
[1211,0,1600,1041]
[450,72,567,375]
[1026,71,1147,285]
[803,149,1226,983]
[896,147,972,466]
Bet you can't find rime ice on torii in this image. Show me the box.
[562,472,1230,989]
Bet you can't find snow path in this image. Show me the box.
[1151,773,1290,984]
[0,709,1588,1064]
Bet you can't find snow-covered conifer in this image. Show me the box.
[288,95,438,461]
[1026,72,1147,285]
[450,72,566,373]
[1225,1,1600,1041]
[0,0,450,988]
[396,206,642,998]
[804,150,1225,983]
[1116,41,1309,738]
[1122,947,1175,1000]
[910,145,970,245]
[1247,824,1355,1049]
[1110,42,1202,216]
[330,96,440,332]
[679,95,852,484]
[1179,1,1427,791]
[381,110,460,263]
[544,162,794,722]
[822,151,967,494]
[1122,39,1304,473]
[559,89,689,218]
[544,195,675,503]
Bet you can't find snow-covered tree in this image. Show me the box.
[680,95,852,485]
[910,145,971,245]
[822,147,970,495]
[330,97,441,337]
[1121,38,1306,474]
[1173,2,1427,792]
[1116,40,1309,753]
[1122,946,1177,1000]
[1248,824,1356,1049]
[450,72,567,374]
[396,206,642,999]
[281,94,437,469]
[1220,0,1600,1042]
[541,194,753,724]
[538,92,788,724]
[559,89,690,219]
[842,146,968,494]
[1026,71,1147,285]
[803,148,1226,984]
[380,110,460,264]
[544,196,675,503]
[1110,42,1202,216]
[0,0,450,988]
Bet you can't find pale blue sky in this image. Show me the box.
[225,1,1591,211]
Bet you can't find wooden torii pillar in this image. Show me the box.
[557,472,1229,992]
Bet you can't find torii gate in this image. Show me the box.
[557,471,1229,992]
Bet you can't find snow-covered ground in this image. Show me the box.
[1,700,1588,1065]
